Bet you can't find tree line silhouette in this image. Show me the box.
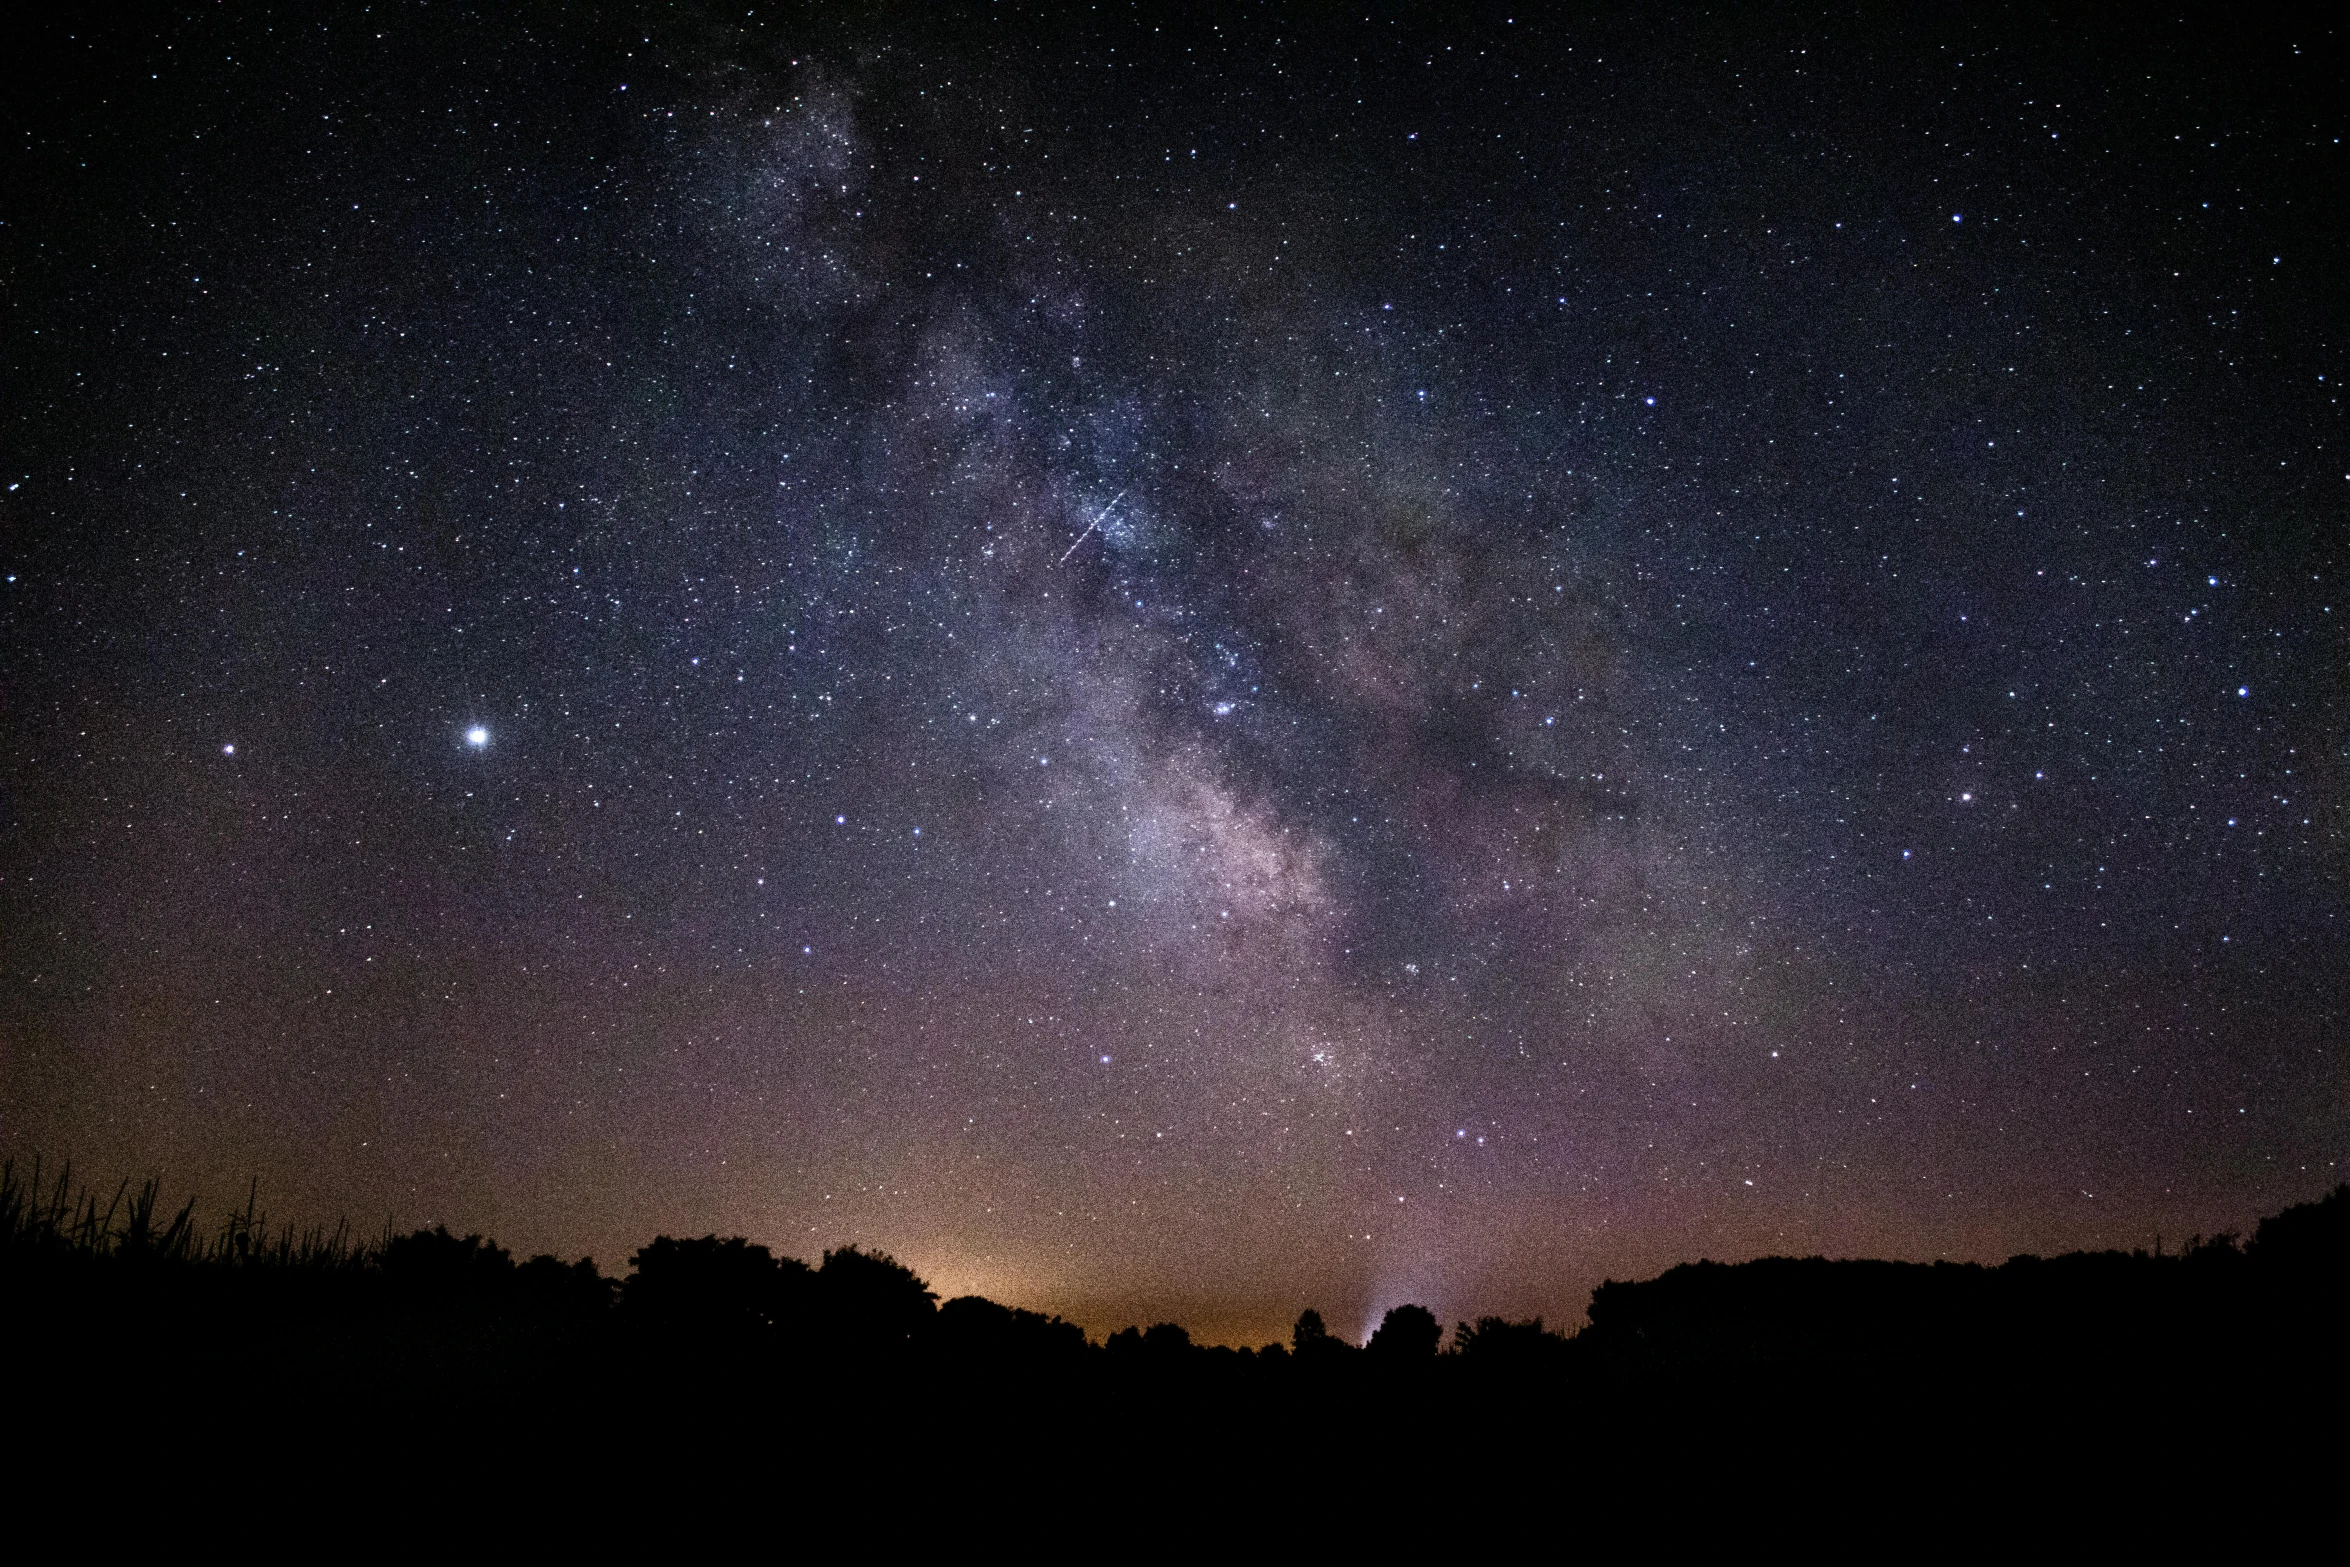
[4,1156,2343,1418]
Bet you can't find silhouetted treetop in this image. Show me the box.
[624,1235,811,1335]
[1292,1307,1352,1361]
[1143,1322,1194,1356]
[1367,1304,1441,1361]
[384,1227,515,1292]
[2249,1184,2349,1281]
[516,1253,618,1311]
[935,1295,1088,1364]
[816,1245,936,1345]
[1450,1316,1569,1366]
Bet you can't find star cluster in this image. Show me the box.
[2,5,2343,1344]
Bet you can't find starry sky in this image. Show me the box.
[4,4,2344,1345]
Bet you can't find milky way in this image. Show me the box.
[3,6,2343,1343]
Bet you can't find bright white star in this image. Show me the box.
[466,727,489,747]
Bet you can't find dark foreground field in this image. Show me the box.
[5,1161,2342,1508]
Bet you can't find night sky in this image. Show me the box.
[4,4,2344,1345]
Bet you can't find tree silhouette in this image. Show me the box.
[1142,1321,1195,1359]
[934,1295,1088,1366]
[816,1244,936,1353]
[623,1235,810,1337]
[1292,1307,1352,1362]
[1367,1303,1441,1361]
[1450,1315,1568,1367]
[515,1252,617,1313]
[383,1226,515,1295]
[2249,1184,2349,1283]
